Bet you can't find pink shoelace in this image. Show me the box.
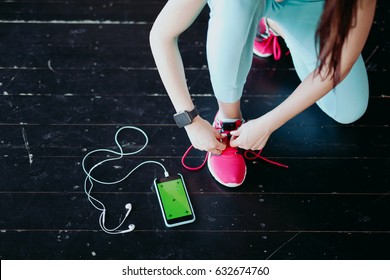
[243,149,289,168]
[263,34,282,61]
[256,17,290,61]
[181,145,288,171]
[181,145,208,171]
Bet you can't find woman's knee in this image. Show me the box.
[334,95,369,124]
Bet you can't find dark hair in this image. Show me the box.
[315,0,359,85]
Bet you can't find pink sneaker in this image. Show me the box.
[253,18,282,60]
[181,114,289,187]
[207,117,246,187]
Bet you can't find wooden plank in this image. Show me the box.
[0,124,388,157]
[0,1,189,23]
[0,21,209,47]
[0,21,386,71]
[1,67,387,97]
[0,193,389,232]
[0,69,169,96]
[1,95,389,126]
[1,231,389,259]
[0,17,387,71]
[0,68,300,97]
[1,67,388,99]
[1,155,389,193]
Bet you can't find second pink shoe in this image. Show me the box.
[253,18,282,60]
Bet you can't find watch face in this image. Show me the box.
[174,112,192,128]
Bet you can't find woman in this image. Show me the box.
[149,0,376,187]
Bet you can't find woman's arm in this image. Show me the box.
[150,0,226,154]
[150,0,206,113]
[230,0,376,151]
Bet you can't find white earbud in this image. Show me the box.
[120,224,135,234]
[124,203,132,219]
[128,224,135,231]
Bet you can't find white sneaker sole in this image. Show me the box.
[253,48,273,58]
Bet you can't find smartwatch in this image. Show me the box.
[173,107,199,128]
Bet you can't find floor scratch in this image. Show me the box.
[48,59,58,73]
[3,69,20,91]
[21,127,33,166]
[364,45,379,64]
[266,231,302,260]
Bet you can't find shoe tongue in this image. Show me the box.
[219,119,243,132]
[215,118,242,154]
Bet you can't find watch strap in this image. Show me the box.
[186,107,199,121]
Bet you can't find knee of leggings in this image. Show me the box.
[332,102,368,124]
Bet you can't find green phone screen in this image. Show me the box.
[156,178,192,220]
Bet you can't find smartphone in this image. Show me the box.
[154,173,195,227]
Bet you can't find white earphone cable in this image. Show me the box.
[82,126,169,234]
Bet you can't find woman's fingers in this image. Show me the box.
[229,129,241,147]
[229,122,270,151]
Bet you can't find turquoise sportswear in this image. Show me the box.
[206,0,368,123]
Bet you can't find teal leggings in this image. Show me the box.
[206,0,369,124]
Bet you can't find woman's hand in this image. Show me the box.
[185,116,226,154]
[229,116,274,151]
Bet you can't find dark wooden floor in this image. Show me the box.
[0,0,389,260]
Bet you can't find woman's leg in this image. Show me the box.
[217,100,242,120]
[206,0,265,119]
[316,55,369,124]
[205,1,266,187]
[266,1,369,123]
